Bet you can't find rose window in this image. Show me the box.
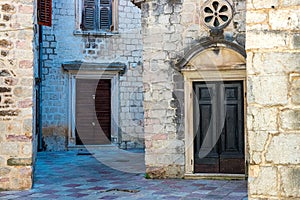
[202,0,233,30]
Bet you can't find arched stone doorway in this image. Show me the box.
[178,40,247,178]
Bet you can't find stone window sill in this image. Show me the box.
[73,30,119,37]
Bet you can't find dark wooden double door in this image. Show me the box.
[76,79,111,145]
[194,81,245,174]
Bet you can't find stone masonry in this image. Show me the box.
[41,0,144,150]
[246,0,300,199]
[0,0,35,190]
[141,0,246,178]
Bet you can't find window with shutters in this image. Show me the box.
[75,0,117,34]
[37,0,52,26]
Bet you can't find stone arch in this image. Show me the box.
[176,39,246,71]
[180,39,248,177]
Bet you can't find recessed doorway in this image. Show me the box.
[193,81,244,174]
[75,78,111,145]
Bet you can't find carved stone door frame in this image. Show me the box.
[177,42,247,178]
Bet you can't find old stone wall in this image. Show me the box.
[42,0,143,151]
[41,0,144,150]
[246,0,300,199]
[0,0,35,190]
[142,0,246,178]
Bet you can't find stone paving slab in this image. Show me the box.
[0,148,248,199]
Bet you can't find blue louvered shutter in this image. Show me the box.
[82,0,96,30]
[99,0,112,30]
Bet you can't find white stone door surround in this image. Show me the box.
[62,61,126,147]
[178,41,247,177]
[68,73,119,147]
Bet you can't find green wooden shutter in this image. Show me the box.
[38,0,52,26]
[82,0,96,30]
[99,0,112,30]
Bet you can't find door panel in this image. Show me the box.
[95,79,111,141]
[76,79,111,145]
[194,81,245,174]
[194,84,219,173]
[220,83,244,173]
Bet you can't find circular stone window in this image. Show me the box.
[202,0,233,30]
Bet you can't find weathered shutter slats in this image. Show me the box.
[99,0,112,30]
[38,0,52,26]
[83,0,96,30]
[82,0,112,31]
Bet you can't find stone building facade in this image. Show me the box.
[0,0,36,190]
[0,0,299,198]
[39,0,144,150]
[132,0,300,198]
[246,0,300,199]
[140,0,246,178]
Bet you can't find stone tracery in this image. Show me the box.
[202,0,233,30]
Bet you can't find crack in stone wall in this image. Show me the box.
[246,0,300,198]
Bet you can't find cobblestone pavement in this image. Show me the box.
[0,147,248,199]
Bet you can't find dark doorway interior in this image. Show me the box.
[193,81,245,174]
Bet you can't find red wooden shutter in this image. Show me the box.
[37,0,52,26]
[82,0,96,30]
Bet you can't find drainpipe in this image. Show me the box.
[37,25,43,151]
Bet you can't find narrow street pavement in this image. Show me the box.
[0,147,247,199]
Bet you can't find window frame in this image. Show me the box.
[75,0,118,36]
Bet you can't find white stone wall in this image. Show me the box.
[142,0,246,178]
[41,0,144,150]
[246,0,300,198]
[0,0,35,190]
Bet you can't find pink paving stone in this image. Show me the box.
[67,193,89,198]
[87,178,100,182]
[89,186,107,190]
[66,188,86,193]
[191,183,206,187]
[0,151,247,199]
[40,189,60,194]
[43,194,60,199]
[203,186,218,190]
[99,195,118,199]
[63,184,82,187]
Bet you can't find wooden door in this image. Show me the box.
[194,81,245,174]
[95,79,111,141]
[76,79,111,145]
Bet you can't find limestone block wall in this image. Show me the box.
[142,0,246,178]
[246,0,300,198]
[41,0,144,150]
[0,0,35,190]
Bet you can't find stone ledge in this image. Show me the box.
[62,61,126,75]
[7,158,32,166]
[184,173,246,180]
